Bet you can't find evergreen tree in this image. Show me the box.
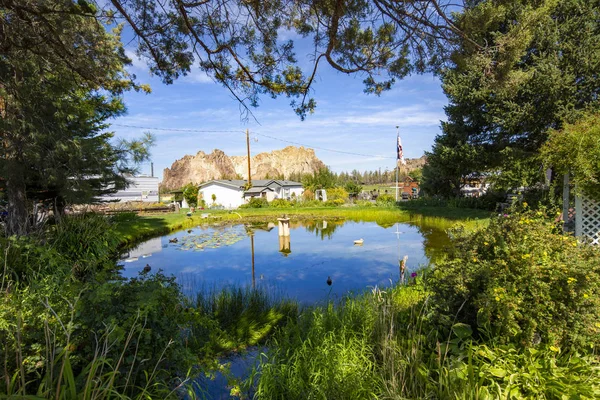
[1,0,152,234]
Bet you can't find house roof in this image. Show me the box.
[199,179,302,190]
[245,186,274,194]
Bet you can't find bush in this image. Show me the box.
[240,197,269,208]
[426,208,600,350]
[326,187,348,202]
[376,193,396,205]
[50,214,121,280]
[323,198,345,207]
[302,188,314,201]
[270,199,291,208]
[355,200,374,207]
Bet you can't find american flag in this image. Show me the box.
[397,135,406,165]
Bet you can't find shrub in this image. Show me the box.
[270,199,291,208]
[50,214,121,280]
[324,198,345,207]
[326,187,348,202]
[240,197,269,208]
[426,208,600,350]
[355,200,374,207]
[301,188,314,201]
[376,193,396,205]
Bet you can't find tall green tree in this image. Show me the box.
[302,167,338,191]
[1,0,151,235]
[426,0,600,193]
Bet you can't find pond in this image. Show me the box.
[120,218,452,305]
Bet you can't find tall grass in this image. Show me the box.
[250,281,600,399]
[191,285,298,354]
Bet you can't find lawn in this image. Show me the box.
[114,205,491,246]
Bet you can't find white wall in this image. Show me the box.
[100,176,160,203]
[272,186,303,199]
[289,187,303,198]
[200,184,244,209]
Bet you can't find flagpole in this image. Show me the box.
[395,126,399,202]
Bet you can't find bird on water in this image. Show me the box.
[326,276,332,286]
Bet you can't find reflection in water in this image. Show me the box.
[121,237,162,262]
[121,219,453,305]
[303,219,344,240]
[250,233,255,288]
[278,235,291,256]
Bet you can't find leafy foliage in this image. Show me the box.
[240,197,270,209]
[182,183,199,208]
[301,167,338,192]
[427,209,600,350]
[424,0,600,195]
[0,0,153,234]
[542,113,600,199]
[102,0,460,118]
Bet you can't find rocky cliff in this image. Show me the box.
[162,146,326,190]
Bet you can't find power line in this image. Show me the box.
[252,131,395,160]
[111,123,396,160]
[112,123,242,133]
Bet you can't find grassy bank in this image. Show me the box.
[0,214,297,398]
[247,209,600,398]
[251,279,600,399]
[115,205,491,246]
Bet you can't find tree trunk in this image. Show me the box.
[5,168,28,236]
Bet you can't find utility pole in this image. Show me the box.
[395,126,399,202]
[246,129,252,187]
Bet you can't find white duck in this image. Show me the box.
[353,238,364,245]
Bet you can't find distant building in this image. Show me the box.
[402,177,420,198]
[460,174,489,197]
[99,175,160,202]
[198,179,303,209]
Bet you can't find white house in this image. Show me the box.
[198,179,304,209]
[99,175,160,202]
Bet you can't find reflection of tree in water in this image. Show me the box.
[408,219,453,265]
[301,219,345,240]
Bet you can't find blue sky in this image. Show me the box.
[115,42,448,181]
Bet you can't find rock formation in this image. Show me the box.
[162,146,325,190]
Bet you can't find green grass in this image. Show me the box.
[114,205,491,247]
[191,285,298,354]
[249,281,600,399]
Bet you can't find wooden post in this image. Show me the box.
[277,217,290,236]
[246,129,252,187]
[562,173,570,229]
[250,233,255,288]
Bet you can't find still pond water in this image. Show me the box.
[120,218,451,305]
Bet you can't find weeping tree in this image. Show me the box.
[0,0,153,235]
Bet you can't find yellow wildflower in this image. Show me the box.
[484,241,489,246]
[584,293,589,299]
[495,296,500,301]
[523,202,528,207]
[567,277,577,284]
[549,346,560,352]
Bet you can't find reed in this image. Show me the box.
[191,284,298,354]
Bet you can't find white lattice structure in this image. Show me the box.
[575,193,600,245]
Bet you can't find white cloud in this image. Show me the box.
[180,68,214,84]
[125,49,150,73]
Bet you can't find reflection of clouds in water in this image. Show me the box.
[121,221,448,304]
